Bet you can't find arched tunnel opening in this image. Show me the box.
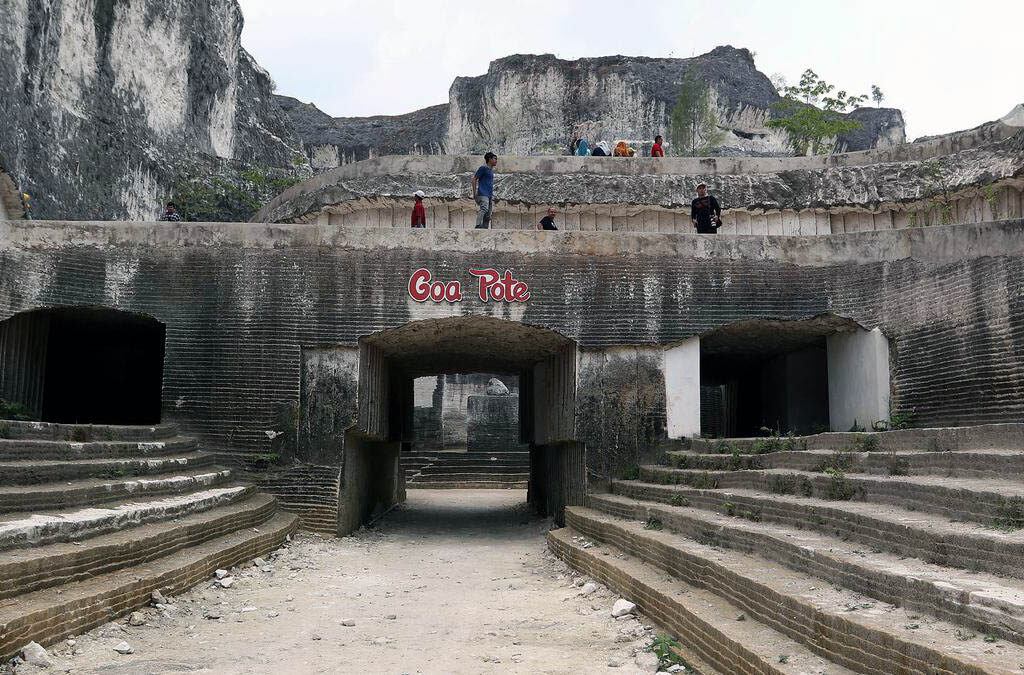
[302,316,583,535]
[0,307,165,424]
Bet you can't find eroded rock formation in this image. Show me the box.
[280,47,906,166]
[0,0,305,220]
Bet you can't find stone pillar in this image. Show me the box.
[466,395,525,452]
[664,337,700,438]
[827,328,891,432]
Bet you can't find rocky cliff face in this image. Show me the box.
[0,0,305,220]
[281,46,906,166]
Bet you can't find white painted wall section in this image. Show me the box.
[664,337,700,438]
[827,328,890,432]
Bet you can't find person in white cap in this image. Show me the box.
[411,190,426,228]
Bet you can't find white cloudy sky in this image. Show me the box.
[238,0,1023,140]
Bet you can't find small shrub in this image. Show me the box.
[0,398,35,421]
[890,409,916,430]
[811,450,854,473]
[799,477,815,497]
[648,633,684,669]
[824,468,863,501]
[644,516,664,531]
[711,439,735,455]
[669,494,689,508]
[782,431,807,453]
[728,448,744,471]
[778,655,790,664]
[722,501,736,517]
[670,454,689,469]
[742,508,762,522]
[250,453,281,470]
[848,419,866,433]
[753,437,782,455]
[0,421,9,439]
[886,450,910,476]
[854,435,880,453]
[994,497,1024,531]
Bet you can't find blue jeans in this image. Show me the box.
[475,196,492,229]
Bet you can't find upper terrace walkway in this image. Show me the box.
[255,112,1024,235]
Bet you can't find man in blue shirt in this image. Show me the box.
[472,152,497,229]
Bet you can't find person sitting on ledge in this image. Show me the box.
[691,182,722,234]
[159,201,182,222]
[537,206,558,231]
[591,143,607,156]
[651,135,665,157]
[411,190,426,228]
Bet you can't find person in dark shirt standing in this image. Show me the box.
[411,190,426,228]
[651,135,665,157]
[472,152,497,229]
[690,182,722,234]
[536,207,558,231]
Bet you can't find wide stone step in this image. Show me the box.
[0,485,254,551]
[0,467,235,513]
[563,506,1024,674]
[0,421,178,442]
[613,480,1024,579]
[687,423,1024,454]
[0,452,217,485]
[588,492,1024,645]
[667,448,1024,478]
[0,492,277,600]
[0,510,297,662]
[417,465,529,475]
[407,480,527,489]
[0,436,198,461]
[640,465,1024,526]
[548,527,855,675]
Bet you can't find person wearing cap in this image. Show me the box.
[691,183,722,234]
[411,190,426,228]
[536,207,558,231]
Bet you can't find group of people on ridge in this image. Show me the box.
[412,138,722,233]
[572,135,665,158]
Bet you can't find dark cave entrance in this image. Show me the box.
[0,307,165,424]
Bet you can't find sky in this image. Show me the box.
[237,0,1024,140]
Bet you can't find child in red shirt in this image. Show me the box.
[651,135,665,157]
[411,190,426,228]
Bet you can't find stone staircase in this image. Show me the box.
[0,421,298,661]
[549,426,1024,674]
[401,450,529,488]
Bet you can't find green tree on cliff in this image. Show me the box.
[669,69,723,156]
[767,69,868,155]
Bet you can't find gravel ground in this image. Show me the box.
[7,490,680,675]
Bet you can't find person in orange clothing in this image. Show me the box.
[651,135,665,157]
[411,190,426,228]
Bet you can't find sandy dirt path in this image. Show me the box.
[22,490,669,674]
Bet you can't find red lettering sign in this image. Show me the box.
[408,268,463,303]
[408,268,529,303]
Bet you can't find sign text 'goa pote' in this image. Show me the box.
[408,268,530,303]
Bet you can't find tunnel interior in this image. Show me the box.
[331,316,583,534]
[0,307,165,424]
[699,316,860,437]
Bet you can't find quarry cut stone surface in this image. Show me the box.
[19,641,51,668]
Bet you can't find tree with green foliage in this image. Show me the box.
[766,69,868,155]
[669,69,724,156]
[871,84,885,107]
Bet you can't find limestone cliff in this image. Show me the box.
[280,46,906,166]
[0,0,305,220]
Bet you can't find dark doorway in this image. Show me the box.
[0,307,165,424]
[699,316,857,437]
